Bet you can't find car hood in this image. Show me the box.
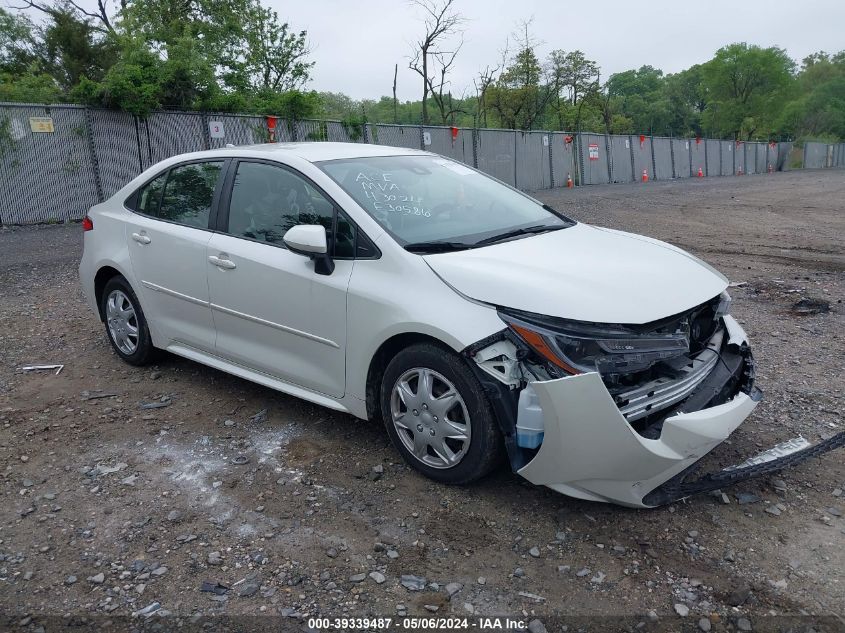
[422,223,728,324]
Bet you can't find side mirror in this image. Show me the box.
[283,224,334,275]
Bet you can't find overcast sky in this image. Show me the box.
[279,0,845,101]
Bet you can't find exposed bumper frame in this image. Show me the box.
[473,315,843,507]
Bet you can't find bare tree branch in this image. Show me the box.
[407,0,465,124]
[12,0,115,32]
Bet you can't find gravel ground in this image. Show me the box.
[0,169,843,631]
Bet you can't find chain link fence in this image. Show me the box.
[0,102,835,225]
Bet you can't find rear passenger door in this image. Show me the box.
[125,160,224,350]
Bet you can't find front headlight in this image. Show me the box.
[500,311,690,376]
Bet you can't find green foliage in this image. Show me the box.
[0,68,62,103]
[339,113,365,141]
[607,66,671,133]
[1,0,843,141]
[41,9,116,90]
[701,43,795,139]
[0,115,19,158]
[487,40,550,130]
[1,8,39,76]
[222,2,313,93]
[97,37,162,116]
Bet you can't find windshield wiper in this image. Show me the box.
[404,240,476,253]
[473,224,563,246]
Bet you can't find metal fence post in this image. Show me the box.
[604,134,612,183]
[688,139,693,177]
[628,135,636,182]
[132,116,143,173]
[513,130,518,188]
[362,121,370,144]
[548,131,554,188]
[200,112,211,150]
[576,132,585,186]
[703,138,708,176]
[84,107,104,203]
[650,134,657,180]
[472,128,479,169]
[669,135,676,179]
[143,118,152,167]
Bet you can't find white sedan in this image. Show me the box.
[80,142,832,507]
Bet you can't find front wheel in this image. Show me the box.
[380,343,503,484]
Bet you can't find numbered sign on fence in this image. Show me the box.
[422,131,432,146]
[208,121,225,139]
[589,143,599,160]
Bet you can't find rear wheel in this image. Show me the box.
[380,343,503,484]
[100,276,156,366]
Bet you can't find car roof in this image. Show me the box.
[200,142,432,163]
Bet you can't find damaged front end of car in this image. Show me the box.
[464,294,845,508]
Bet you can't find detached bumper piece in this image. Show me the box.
[643,430,845,506]
[512,315,845,507]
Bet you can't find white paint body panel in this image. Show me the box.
[124,214,217,351]
[423,222,728,324]
[518,316,757,507]
[206,232,352,398]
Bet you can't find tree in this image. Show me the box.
[473,63,500,127]
[487,20,552,130]
[0,7,39,75]
[547,49,599,130]
[701,43,795,139]
[665,64,707,135]
[408,0,464,125]
[41,8,116,91]
[606,65,670,133]
[93,36,163,115]
[222,1,313,93]
[778,51,845,140]
[0,7,62,103]
[12,0,116,33]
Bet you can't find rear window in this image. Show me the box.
[131,161,223,229]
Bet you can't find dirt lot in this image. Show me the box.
[0,170,843,631]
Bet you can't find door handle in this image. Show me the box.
[131,232,151,245]
[208,255,237,270]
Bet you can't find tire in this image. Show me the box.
[100,276,157,366]
[380,342,503,484]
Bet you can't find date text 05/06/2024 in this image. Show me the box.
[306,617,528,630]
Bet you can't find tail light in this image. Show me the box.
[82,215,94,231]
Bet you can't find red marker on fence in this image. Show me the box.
[641,169,649,183]
[266,116,277,143]
[697,167,704,178]
[566,173,573,188]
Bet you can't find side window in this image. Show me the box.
[136,172,167,217]
[335,212,356,258]
[227,162,334,246]
[158,161,223,228]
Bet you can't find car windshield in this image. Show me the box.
[317,155,574,250]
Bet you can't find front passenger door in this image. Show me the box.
[206,160,353,398]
